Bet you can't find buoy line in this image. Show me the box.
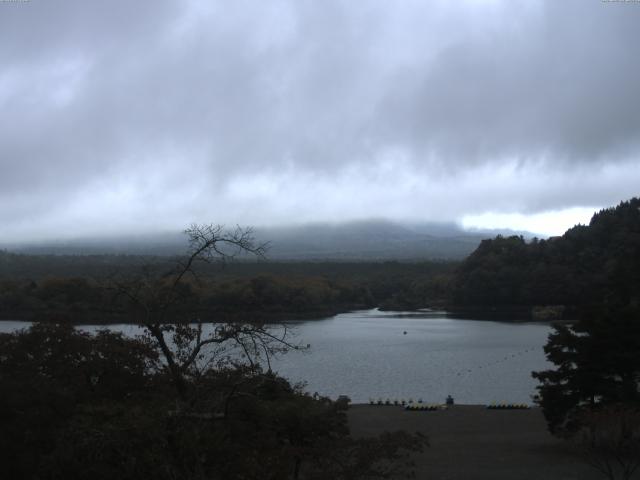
[451,347,539,379]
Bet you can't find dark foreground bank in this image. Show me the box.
[348,405,603,480]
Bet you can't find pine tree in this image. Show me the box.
[533,306,640,434]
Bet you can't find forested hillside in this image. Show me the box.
[452,198,640,318]
[0,255,454,323]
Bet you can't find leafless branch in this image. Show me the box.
[106,223,293,400]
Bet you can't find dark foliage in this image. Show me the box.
[0,323,161,480]
[452,197,640,317]
[0,257,455,323]
[532,305,640,435]
[0,324,426,480]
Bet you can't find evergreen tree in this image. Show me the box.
[532,306,640,434]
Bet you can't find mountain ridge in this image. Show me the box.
[2,220,540,261]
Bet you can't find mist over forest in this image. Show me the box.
[2,220,535,260]
[2,0,640,478]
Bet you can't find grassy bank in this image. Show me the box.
[348,405,600,480]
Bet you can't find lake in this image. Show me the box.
[0,309,552,405]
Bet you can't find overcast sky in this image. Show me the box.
[1,0,639,242]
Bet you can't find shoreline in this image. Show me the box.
[0,305,570,326]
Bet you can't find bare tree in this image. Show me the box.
[576,404,640,480]
[111,224,300,399]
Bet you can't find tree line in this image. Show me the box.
[0,254,455,323]
[451,197,640,319]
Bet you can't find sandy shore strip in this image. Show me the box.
[348,405,604,480]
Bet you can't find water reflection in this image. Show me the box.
[0,309,551,404]
[269,309,551,404]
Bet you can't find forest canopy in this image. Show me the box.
[452,197,640,319]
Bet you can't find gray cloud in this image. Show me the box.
[1,0,639,241]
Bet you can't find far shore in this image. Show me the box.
[0,305,362,326]
[0,304,576,326]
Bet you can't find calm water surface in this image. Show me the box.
[0,309,552,404]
